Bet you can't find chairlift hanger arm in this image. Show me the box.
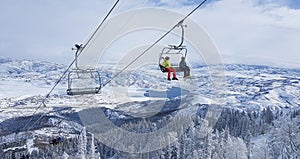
[74,48,81,70]
[178,23,187,47]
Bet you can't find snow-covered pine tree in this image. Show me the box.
[78,127,87,159]
[90,134,96,159]
[268,113,300,158]
[224,136,247,159]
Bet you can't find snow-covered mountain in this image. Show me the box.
[0,58,299,158]
[0,57,65,99]
[0,57,64,80]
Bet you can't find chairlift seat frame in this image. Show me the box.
[67,69,102,95]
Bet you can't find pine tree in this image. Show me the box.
[90,134,96,159]
[268,114,300,158]
[78,127,87,159]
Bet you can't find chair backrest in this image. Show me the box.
[158,46,187,69]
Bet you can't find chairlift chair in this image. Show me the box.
[66,44,102,95]
[159,23,188,72]
[159,45,187,72]
[67,69,102,95]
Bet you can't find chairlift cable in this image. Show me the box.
[183,0,207,22]
[102,0,208,88]
[22,0,120,131]
[86,0,128,51]
[22,0,207,131]
[23,60,76,131]
[80,0,120,54]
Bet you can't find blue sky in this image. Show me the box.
[290,1,300,9]
[156,0,300,9]
[0,0,299,68]
[276,0,300,9]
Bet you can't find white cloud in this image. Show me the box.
[0,0,299,68]
[142,0,300,67]
[191,0,300,68]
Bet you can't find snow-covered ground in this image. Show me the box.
[0,58,299,121]
[0,57,299,158]
[0,58,298,114]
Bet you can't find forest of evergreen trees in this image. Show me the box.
[1,106,298,158]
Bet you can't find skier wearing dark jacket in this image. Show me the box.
[179,57,190,78]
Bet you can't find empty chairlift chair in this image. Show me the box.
[66,44,102,95]
[67,69,101,95]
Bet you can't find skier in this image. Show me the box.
[161,56,178,81]
[179,57,190,78]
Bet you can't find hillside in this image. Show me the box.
[0,58,299,158]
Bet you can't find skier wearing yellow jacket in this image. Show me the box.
[161,56,178,81]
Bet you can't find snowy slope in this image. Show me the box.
[0,58,299,121]
[0,58,299,158]
[0,57,65,98]
[224,64,300,110]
